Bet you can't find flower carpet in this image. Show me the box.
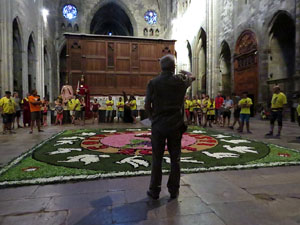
[1,128,300,187]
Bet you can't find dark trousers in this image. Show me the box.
[150,126,182,195]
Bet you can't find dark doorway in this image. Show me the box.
[90,3,133,36]
[220,41,231,96]
[28,34,36,93]
[13,18,23,96]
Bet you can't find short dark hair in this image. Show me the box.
[242,91,248,95]
[160,54,175,71]
[5,91,11,95]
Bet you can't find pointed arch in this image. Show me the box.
[219,41,232,95]
[28,32,37,93]
[195,28,207,94]
[267,10,295,85]
[86,0,137,35]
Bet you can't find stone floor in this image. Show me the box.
[0,118,300,225]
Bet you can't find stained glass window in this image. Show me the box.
[62,4,78,20]
[144,10,157,25]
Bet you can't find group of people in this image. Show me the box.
[0,89,49,134]
[101,95,138,123]
[184,85,300,137]
[185,91,253,133]
[51,94,139,126]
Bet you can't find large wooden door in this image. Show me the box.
[66,34,175,96]
[234,30,258,113]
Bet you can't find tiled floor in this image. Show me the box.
[0,118,300,225]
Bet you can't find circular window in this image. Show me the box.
[62,4,78,20]
[144,10,157,25]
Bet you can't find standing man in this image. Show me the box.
[215,92,224,125]
[105,96,114,122]
[223,95,233,127]
[265,86,287,137]
[129,95,138,123]
[238,92,252,133]
[74,95,81,125]
[145,54,195,199]
[0,91,16,134]
[117,97,125,122]
[28,89,43,134]
[12,92,22,128]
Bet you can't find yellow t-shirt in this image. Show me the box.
[271,92,287,109]
[297,104,300,116]
[197,99,202,109]
[130,100,137,110]
[74,99,81,111]
[67,99,76,111]
[106,100,114,111]
[239,97,253,114]
[189,100,195,112]
[185,100,191,110]
[207,100,215,116]
[0,97,16,114]
[117,101,125,112]
[202,99,209,113]
[192,99,200,109]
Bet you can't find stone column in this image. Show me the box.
[295,0,300,91]
[36,0,45,98]
[192,56,197,96]
[22,50,28,97]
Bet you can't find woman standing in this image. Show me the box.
[91,98,100,124]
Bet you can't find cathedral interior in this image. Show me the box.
[1,1,300,224]
[1,0,300,111]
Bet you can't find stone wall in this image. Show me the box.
[165,0,300,107]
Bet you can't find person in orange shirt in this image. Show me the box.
[28,89,43,134]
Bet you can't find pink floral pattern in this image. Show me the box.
[100,133,197,150]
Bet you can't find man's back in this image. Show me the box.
[146,71,191,130]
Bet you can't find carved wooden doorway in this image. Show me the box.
[234,30,258,115]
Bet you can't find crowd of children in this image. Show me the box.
[185,91,253,134]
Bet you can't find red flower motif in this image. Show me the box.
[118,149,135,155]
[183,146,197,151]
[87,146,100,150]
[197,143,216,146]
[95,134,106,137]
[140,150,152,155]
[82,141,99,145]
[86,137,101,141]
[198,140,217,143]
[99,145,109,149]
[277,153,291,158]
[197,136,214,140]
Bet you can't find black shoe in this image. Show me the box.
[147,190,159,200]
[229,126,234,130]
[275,133,281,138]
[265,132,273,137]
[170,191,179,199]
